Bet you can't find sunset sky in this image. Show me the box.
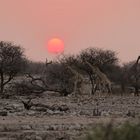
[0,0,140,63]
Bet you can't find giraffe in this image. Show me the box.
[66,65,85,96]
[85,61,112,95]
[126,56,140,96]
[134,56,140,96]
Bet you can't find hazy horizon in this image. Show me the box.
[0,0,140,63]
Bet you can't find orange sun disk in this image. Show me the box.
[47,38,64,54]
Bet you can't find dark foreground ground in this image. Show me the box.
[0,92,139,140]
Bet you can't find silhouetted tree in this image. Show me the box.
[0,41,25,95]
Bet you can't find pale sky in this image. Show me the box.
[0,0,140,63]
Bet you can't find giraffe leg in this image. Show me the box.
[106,84,112,96]
[109,85,113,96]
[77,79,83,95]
[93,84,97,95]
[73,80,77,97]
[100,82,105,95]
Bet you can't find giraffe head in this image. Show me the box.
[137,56,140,64]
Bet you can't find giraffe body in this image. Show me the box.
[67,65,84,96]
[85,61,112,95]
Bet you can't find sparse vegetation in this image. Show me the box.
[85,122,140,140]
[0,40,139,140]
[0,41,138,97]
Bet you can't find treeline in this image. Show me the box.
[0,41,139,97]
[44,48,139,96]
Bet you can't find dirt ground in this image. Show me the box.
[0,92,140,140]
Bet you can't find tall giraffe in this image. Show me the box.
[129,56,140,96]
[66,65,84,96]
[135,56,140,95]
[85,61,112,95]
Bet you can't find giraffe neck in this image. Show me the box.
[131,56,140,72]
[86,61,111,83]
[67,66,77,75]
[136,56,140,64]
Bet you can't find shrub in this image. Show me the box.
[85,122,140,140]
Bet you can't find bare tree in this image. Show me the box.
[13,58,55,95]
[0,41,25,95]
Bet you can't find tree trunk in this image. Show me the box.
[0,72,4,95]
[134,86,139,96]
[134,75,139,96]
[121,82,125,96]
[89,75,95,95]
[134,82,139,96]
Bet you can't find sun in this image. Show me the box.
[47,38,64,54]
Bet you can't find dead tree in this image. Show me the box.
[24,58,52,94]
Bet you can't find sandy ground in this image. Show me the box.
[0,93,139,140]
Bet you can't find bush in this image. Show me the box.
[0,41,25,95]
[85,122,140,140]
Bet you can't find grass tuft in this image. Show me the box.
[85,122,140,140]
